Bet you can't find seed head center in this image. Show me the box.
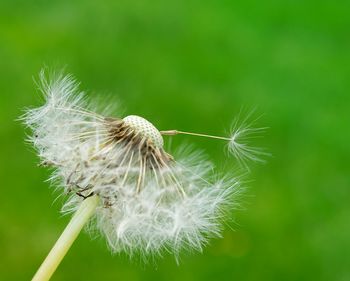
[123,115,164,148]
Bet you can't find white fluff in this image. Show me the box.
[228,113,269,169]
[23,71,244,260]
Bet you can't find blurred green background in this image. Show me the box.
[0,0,349,280]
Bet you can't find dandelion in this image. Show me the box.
[23,70,265,281]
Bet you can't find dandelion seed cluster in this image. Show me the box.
[23,70,262,259]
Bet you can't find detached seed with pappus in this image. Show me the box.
[22,70,266,281]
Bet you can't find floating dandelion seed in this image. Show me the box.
[23,70,265,281]
[228,111,270,169]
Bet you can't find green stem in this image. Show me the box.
[32,195,99,281]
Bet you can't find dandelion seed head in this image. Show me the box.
[22,70,264,261]
[123,115,164,148]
